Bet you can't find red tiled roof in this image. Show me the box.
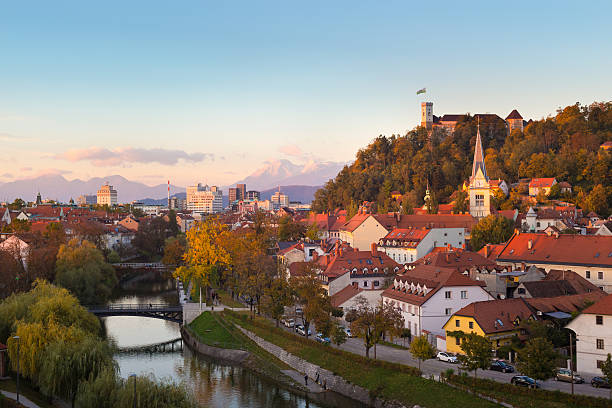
[415,249,496,270]
[477,244,505,260]
[397,214,477,232]
[331,285,364,308]
[452,298,536,334]
[529,178,556,188]
[526,292,606,314]
[544,270,603,294]
[497,233,612,267]
[581,294,612,315]
[318,248,399,279]
[340,213,372,232]
[505,109,523,120]
[382,265,484,306]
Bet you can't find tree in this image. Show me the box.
[599,353,612,399]
[8,198,26,210]
[162,235,186,266]
[457,333,492,379]
[409,335,435,371]
[54,239,118,304]
[469,214,514,251]
[584,184,609,217]
[516,337,558,384]
[133,217,169,259]
[261,277,292,327]
[167,209,180,237]
[453,190,469,213]
[331,321,347,347]
[290,264,330,339]
[44,222,66,246]
[106,250,121,264]
[277,215,305,241]
[350,297,404,359]
[305,222,320,241]
[39,336,116,407]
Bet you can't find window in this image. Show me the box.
[599,271,604,280]
[586,271,591,279]
[598,360,606,369]
[363,281,368,287]
[597,315,604,325]
[445,291,452,299]
[517,288,525,294]
[373,281,380,287]
[445,308,452,316]
[475,194,485,207]
[461,290,467,299]
[455,337,460,345]
[469,321,474,329]
[455,319,460,327]
[597,339,605,350]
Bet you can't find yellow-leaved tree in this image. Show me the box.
[173,217,231,303]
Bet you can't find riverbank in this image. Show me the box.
[222,310,499,408]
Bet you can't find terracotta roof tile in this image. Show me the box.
[452,298,536,334]
[581,293,612,315]
[505,109,523,120]
[331,285,364,308]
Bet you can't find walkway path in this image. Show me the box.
[1,390,41,408]
[280,370,325,393]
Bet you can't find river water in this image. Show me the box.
[103,278,359,408]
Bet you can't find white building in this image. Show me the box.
[468,125,491,218]
[77,195,97,205]
[186,183,223,214]
[97,183,117,206]
[566,294,612,376]
[271,191,289,209]
[382,265,493,338]
[377,227,465,264]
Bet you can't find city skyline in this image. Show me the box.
[1,1,611,186]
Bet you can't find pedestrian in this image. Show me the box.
[304,374,308,386]
[315,372,319,385]
[323,379,326,390]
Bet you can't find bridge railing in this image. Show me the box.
[86,304,182,312]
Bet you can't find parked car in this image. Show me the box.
[555,368,584,383]
[315,333,330,344]
[511,375,539,388]
[281,318,295,328]
[591,376,610,388]
[436,352,458,363]
[490,360,515,373]
[295,307,303,315]
[342,327,352,338]
[295,325,311,336]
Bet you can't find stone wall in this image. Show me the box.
[237,327,407,408]
[181,326,250,364]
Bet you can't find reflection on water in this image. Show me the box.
[105,278,357,408]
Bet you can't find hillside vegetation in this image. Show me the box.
[312,102,612,217]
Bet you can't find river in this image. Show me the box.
[103,277,361,408]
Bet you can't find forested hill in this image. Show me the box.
[312,102,612,217]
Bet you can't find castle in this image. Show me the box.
[420,102,528,135]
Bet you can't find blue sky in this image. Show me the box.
[1,1,611,187]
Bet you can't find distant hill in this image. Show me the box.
[260,185,320,203]
[230,159,345,191]
[0,175,184,204]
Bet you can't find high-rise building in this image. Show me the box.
[245,190,260,200]
[271,190,289,209]
[97,183,118,206]
[468,124,491,218]
[228,188,240,203]
[169,196,186,211]
[237,184,246,200]
[77,195,97,205]
[186,183,223,214]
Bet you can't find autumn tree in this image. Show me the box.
[350,297,404,359]
[516,337,558,384]
[305,222,320,241]
[453,190,469,213]
[409,335,435,371]
[277,215,305,241]
[162,234,186,266]
[290,264,331,338]
[457,333,492,379]
[469,214,514,251]
[261,277,293,326]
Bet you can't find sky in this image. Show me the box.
[1,0,611,187]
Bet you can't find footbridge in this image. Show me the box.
[87,304,183,323]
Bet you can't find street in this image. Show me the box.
[277,316,612,399]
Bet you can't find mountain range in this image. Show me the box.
[0,159,344,204]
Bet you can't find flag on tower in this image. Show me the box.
[416,87,426,95]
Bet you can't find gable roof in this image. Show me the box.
[544,269,603,294]
[382,265,485,306]
[330,285,364,308]
[529,178,556,188]
[415,249,497,271]
[520,280,584,298]
[506,109,523,120]
[450,298,536,335]
[581,293,612,315]
[526,292,606,314]
[496,233,612,268]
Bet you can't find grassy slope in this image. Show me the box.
[224,311,499,408]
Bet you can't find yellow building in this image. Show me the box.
[443,298,536,354]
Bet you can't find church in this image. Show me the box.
[468,124,491,218]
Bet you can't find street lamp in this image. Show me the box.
[129,373,137,408]
[12,336,20,404]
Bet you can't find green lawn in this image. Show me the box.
[188,311,245,349]
[223,311,499,408]
[214,289,243,308]
[0,378,55,408]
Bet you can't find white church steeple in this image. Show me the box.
[469,121,491,218]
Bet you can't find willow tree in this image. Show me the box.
[174,217,231,306]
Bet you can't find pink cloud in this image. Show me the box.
[55,147,213,167]
[278,144,303,157]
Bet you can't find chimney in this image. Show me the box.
[462,243,466,250]
[484,245,489,258]
[371,242,377,257]
[506,265,512,273]
[313,252,319,262]
[521,262,526,271]
[527,239,533,250]
[445,253,450,263]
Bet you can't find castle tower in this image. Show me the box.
[421,102,433,129]
[468,123,491,218]
[505,109,524,135]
